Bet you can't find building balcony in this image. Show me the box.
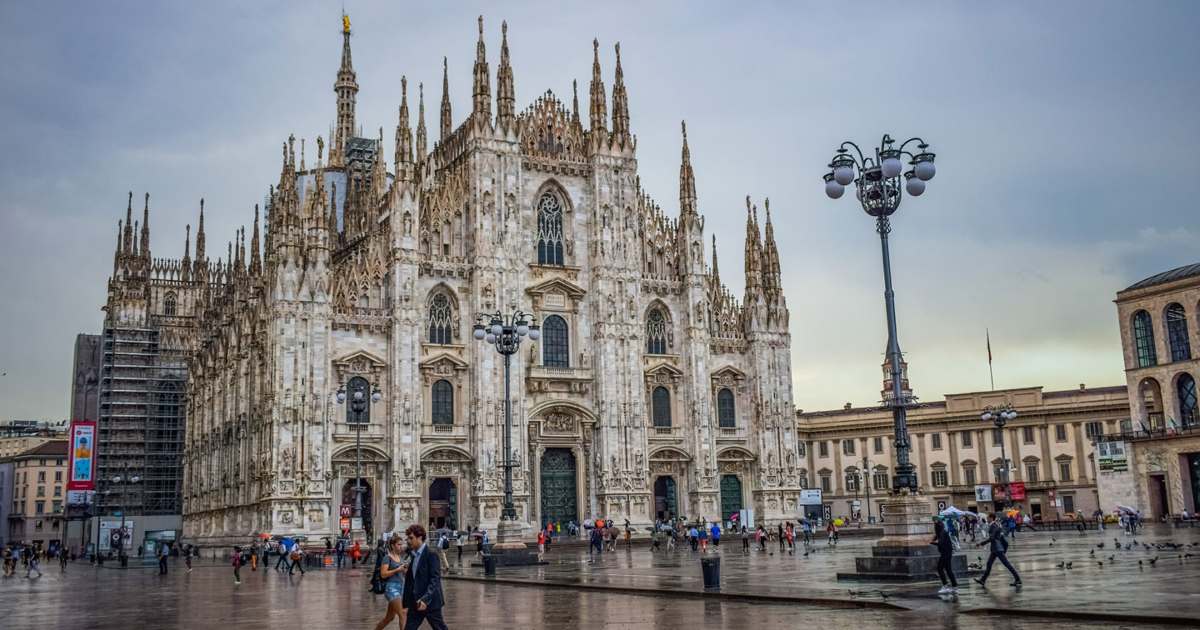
[1096,421,1200,444]
[422,423,468,441]
[716,426,748,441]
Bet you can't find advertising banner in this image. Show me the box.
[67,420,97,491]
[1009,481,1027,501]
[99,519,135,553]
[974,485,993,502]
[1097,441,1129,472]
[799,489,823,506]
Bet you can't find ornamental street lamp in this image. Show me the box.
[824,134,936,493]
[982,404,1018,509]
[473,310,540,525]
[337,380,381,537]
[100,468,140,567]
[862,455,873,524]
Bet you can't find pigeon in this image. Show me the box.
[1051,536,1057,543]
[1149,556,1159,565]
[1108,555,1115,561]
[1065,562,1073,569]
[878,590,891,600]
[1186,554,1195,559]
[1097,542,1105,549]
[1138,560,1144,566]
[1090,550,1095,557]
[1055,561,1065,569]
[1098,561,1104,567]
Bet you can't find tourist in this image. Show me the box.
[435,528,452,575]
[710,521,721,548]
[930,517,958,595]
[827,519,839,546]
[335,537,346,568]
[374,534,409,630]
[289,543,306,575]
[785,522,795,555]
[974,513,1021,588]
[456,529,467,564]
[687,524,699,552]
[59,547,69,573]
[25,548,42,579]
[401,524,449,630]
[352,539,363,566]
[231,546,243,585]
[273,540,289,571]
[537,529,546,561]
[589,523,603,560]
[185,544,193,572]
[801,519,814,548]
[156,540,169,575]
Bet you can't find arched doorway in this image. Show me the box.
[428,478,457,529]
[539,448,578,527]
[653,476,678,521]
[720,474,743,524]
[1140,378,1165,429]
[341,479,373,536]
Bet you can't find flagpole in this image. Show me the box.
[987,329,995,391]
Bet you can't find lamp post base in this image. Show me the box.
[479,520,541,567]
[837,489,970,581]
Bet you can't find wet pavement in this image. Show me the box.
[0,525,1196,628]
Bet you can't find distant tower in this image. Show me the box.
[332,13,359,166]
[881,336,914,405]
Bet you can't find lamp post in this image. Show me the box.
[337,380,381,539]
[104,469,140,567]
[982,404,1018,510]
[473,310,540,527]
[862,455,873,524]
[824,134,936,493]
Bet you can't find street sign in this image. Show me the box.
[339,517,350,531]
[351,517,363,530]
[936,500,948,512]
[799,489,822,506]
[340,504,352,518]
[822,504,832,522]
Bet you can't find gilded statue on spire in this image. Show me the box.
[342,13,351,34]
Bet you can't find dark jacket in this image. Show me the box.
[930,522,953,555]
[402,545,445,611]
[979,522,1008,554]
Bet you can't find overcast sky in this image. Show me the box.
[2,1,1198,420]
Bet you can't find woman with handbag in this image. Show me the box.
[373,534,408,630]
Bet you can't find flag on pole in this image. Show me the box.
[987,329,993,364]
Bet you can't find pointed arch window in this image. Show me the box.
[163,292,177,317]
[1133,310,1157,367]
[646,308,668,354]
[652,386,672,428]
[1166,303,1192,362]
[428,292,454,344]
[542,315,569,368]
[717,388,736,428]
[536,192,565,266]
[432,380,454,425]
[1179,373,1198,427]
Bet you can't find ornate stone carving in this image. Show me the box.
[543,413,576,434]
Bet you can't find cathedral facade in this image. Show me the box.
[105,17,798,546]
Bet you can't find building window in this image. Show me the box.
[931,467,948,488]
[993,460,1007,481]
[652,386,672,428]
[1058,460,1073,482]
[1025,462,1039,483]
[542,315,569,368]
[796,442,806,457]
[1055,424,1068,442]
[427,292,454,344]
[431,380,454,425]
[717,388,736,428]
[845,469,860,493]
[646,308,669,354]
[961,431,972,448]
[842,439,855,456]
[798,470,809,488]
[820,474,831,493]
[1119,419,1133,434]
[1166,303,1192,362]
[963,465,977,486]
[37,471,45,483]
[1178,373,1198,427]
[873,436,884,453]
[931,433,942,450]
[163,292,177,316]
[1085,421,1104,438]
[54,471,62,482]
[818,441,829,458]
[536,191,565,265]
[53,486,61,497]
[52,500,62,513]
[35,501,44,515]
[344,376,372,424]
[1021,426,1034,444]
[872,470,889,491]
[992,428,1004,447]
[1133,310,1157,367]
[37,486,44,497]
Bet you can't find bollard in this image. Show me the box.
[700,556,720,589]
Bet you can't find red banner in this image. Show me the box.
[1008,482,1027,501]
[67,420,97,491]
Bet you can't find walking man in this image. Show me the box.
[931,517,958,595]
[402,524,450,630]
[25,550,42,579]
[157,541,169,575]
[974,513,1021,588]
[274,540,289,571]
[335,537,346,569]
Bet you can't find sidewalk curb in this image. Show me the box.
[964,606,1200,627]
[444,573,909,611]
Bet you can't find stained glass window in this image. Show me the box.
[428,293,453,344]
[542,315,569,368]
[646,308,668,354]
[717,388,735,428]
[652,387,671,427]
[536,192,564,265]
[432,380,454,425]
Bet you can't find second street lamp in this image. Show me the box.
[982,404,1018,510]
[337,379,381,539]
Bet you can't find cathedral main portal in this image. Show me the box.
[539,448,578,528]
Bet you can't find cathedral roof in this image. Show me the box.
[1123,262,1200,292]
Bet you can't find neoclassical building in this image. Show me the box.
[103,17,797,545]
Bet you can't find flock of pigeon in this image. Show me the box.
[1038,535,1197,570]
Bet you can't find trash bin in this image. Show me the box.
[701,556,720,589]
[482,553,496,576]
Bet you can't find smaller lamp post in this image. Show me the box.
[862,455,873,524]
[337,380,381,539]
[109,470,140,567]
[982,404,1018,510]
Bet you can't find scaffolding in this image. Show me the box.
[96,326,186,516]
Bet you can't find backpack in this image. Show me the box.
[439,535,449,550]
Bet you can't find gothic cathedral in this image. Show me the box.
[103,17,799,545]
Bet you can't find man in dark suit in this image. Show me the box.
[402,524,449,630]
[974,513,1022,588]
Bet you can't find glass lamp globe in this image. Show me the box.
[336,390,346,404]
[824,178,845,200]
[833,165,855,185]
[113,475,123,484]
[485,333,497,344]
[915,159,936,181]
[473,327,486,340]
[371,390,382,403]
[528,327,541,341]
[881,156,903,179]
[981,412,993,422]
[516,323,530,336]
[131,476,140,483]
[491,323,503,336]
[904,173,925,196]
